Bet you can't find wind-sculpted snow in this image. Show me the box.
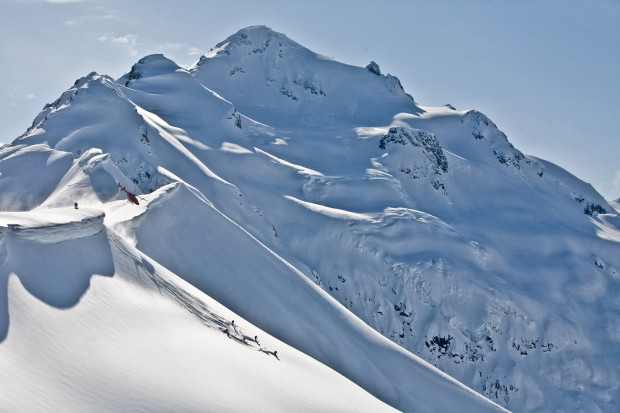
[0,208,114,340]
[0,209,404,412]
[106,181,506,412]
[0,208,105,244]
[118,53,250,140]
[122,54,182,88]
[13,73,168,195]
[0,25,619,412]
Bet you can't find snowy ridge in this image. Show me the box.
[0,208,105,243]
[126,181,508,411]
[0,208,403,412]
[1,25,618,412]
[0,182,507,412]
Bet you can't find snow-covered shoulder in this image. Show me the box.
[0,207,105,243]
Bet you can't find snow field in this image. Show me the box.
[1,24,618,413]
[0,208,400,413]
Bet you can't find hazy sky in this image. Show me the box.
[1,0,619,199]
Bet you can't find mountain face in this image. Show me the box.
[1,25,619,412]
[188,26,417,127]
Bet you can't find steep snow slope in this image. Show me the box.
[181,30,620,411]
[1,25,618,412]
[0,207,402,413]
[115,182,506,412]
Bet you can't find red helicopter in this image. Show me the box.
[117,183,140,205]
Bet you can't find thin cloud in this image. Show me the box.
[159,43,183,51]
[611,170,620,200]
[21,0,85,3]
[98,34,141,56]
[7,92,35,108]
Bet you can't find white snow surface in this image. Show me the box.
[1,25,619,412]
[0,207,399,413]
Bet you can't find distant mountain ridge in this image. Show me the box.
[1,25,618,412]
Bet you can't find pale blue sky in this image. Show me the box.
[1,0,619,199]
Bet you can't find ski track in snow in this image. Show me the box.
[112,234,260,349]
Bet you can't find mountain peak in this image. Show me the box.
[365,61,381,75]
[18,72,124,140]
[206,25,295,58]
[229,25,280,43]
[189,26,417,127]
[120,54,181,87]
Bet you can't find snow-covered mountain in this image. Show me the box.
[1,25,618,412]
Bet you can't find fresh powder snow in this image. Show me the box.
[1,25,618,412]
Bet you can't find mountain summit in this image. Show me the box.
[1,26,618,413]
[189,26,417,127]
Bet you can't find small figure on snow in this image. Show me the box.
[259,348,280,360]
[74,202,78,209]
[242,335,260,345]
